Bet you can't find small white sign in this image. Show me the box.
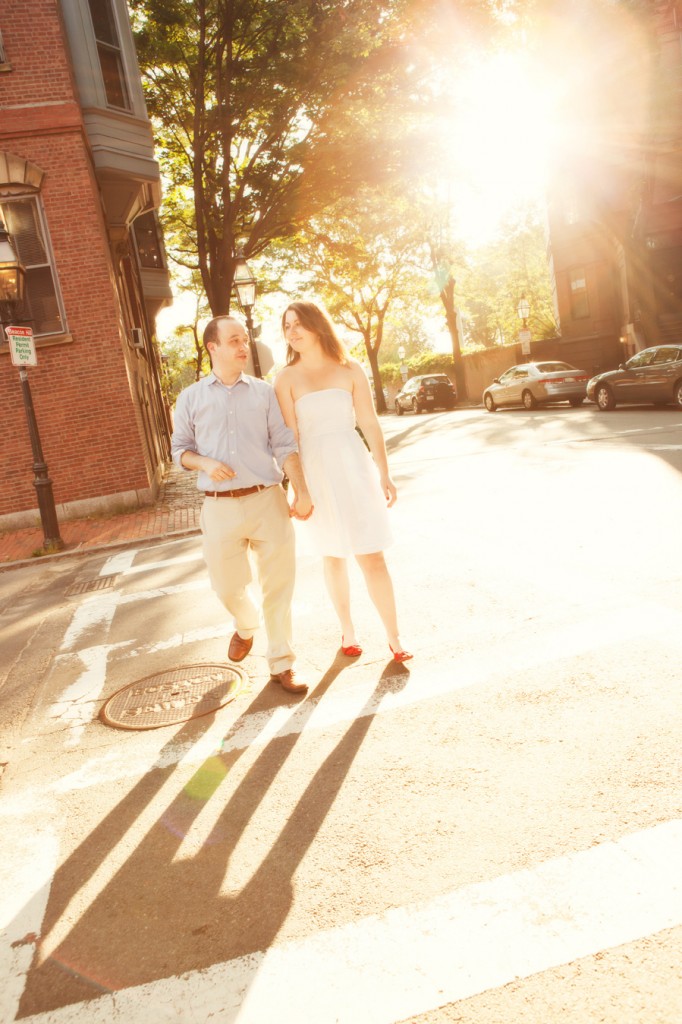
[518,328,532,355]
[6,325,37,366]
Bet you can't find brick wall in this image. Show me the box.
[0,0,156,519]
[0,0,75,107]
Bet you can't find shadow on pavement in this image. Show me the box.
[16,658,407,1017]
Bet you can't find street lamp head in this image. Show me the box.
[233,256,256,311]
[0,221,26,308]
[397,345,406,361]
[517,296,530,322]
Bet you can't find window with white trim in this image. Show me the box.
[87,0,131,111]
[569,267,589,320]
[132,211,165,269]
[0,27,10,70]
[0,196,65,337]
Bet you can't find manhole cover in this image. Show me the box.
[65,574,119,597]
[100,664,244,731]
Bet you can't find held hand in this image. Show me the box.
[382,476,397,508]
[204,458,237,483]
[289,491,314,521]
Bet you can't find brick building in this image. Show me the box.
[545,0,682,374]
[0,0,172,529]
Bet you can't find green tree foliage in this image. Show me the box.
[458,205,557,348]
[129,0,434,315]
[380,301,436,362]
[161,327,207,405]
[287,188,427,411]
[158,275,212,400]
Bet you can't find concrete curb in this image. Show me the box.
[0,526,202,575]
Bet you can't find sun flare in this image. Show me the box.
[446,51,557,246]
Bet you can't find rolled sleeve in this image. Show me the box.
[266,388,298,470]
[170,389,196,471]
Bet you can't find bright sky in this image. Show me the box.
[445,49,555,248]
[156,5,648,358]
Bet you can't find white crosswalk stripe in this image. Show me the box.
[12,822,682,1024]
[2,539,680,1024]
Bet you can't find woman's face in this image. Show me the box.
[283,309,319,354]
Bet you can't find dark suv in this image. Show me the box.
[395,374,456,415]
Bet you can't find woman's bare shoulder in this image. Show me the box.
[346,358,367,377]
[347,359,371,386]
[274,364,296,387]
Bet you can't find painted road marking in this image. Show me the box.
[14,819,682,1024]
[0,827,59,1024]
[99,546,202,578]
[98,550,136,577]
[113,551,204,577]
[14,598,678,798]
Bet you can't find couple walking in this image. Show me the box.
[170,301,411,697]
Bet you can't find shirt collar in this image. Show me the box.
[205,371,252,388]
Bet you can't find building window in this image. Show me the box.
[569,267,589,319]
[0,197,65,337]
[132,211,165,269]
[0,27,10,70]
[87,0,131,111]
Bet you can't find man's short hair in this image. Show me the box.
[203,315,247,363]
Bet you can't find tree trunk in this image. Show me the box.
[192,323,204,381]
[366,344,386,413]
[440,276,468,401]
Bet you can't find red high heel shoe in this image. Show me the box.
[341,638,362,657]
[389,645,413,663]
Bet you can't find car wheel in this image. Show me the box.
[412,399,420,414]
[569,397,584,407]
[483,392,496,413]
[522,389,537,410]
[674,380,682,408]
[595,384,615,411]
[395,401,403,416]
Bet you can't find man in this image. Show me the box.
[171,315,313,695]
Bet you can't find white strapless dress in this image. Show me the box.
[295,389,393,557]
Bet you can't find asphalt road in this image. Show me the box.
[1,404,681,1024]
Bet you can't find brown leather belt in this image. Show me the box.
[204,484,267,498]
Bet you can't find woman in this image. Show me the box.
[275,300,412,662]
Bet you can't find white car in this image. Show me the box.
[483,361,589,412]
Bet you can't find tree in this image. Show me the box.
[130,0,433,315]
[380,301,435,363]
[158,274,212,400]
[288,188,426,411]
[458,205,558,348]
[430,241,468,399]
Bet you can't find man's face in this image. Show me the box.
[210,319,249,378]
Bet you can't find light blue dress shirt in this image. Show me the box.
[171,372,298,492]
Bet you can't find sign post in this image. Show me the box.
[518,328,532,359]
[5,325,63,551]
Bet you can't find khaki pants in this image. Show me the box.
[200,485,295,675]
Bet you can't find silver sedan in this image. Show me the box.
[483,361,589,412]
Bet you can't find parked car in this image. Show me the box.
[394,374,457,415]
[482,361,589,412]
[587,345,682,411]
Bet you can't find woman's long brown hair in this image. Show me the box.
[282,301,347,365]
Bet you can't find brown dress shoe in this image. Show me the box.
[269,669,308,695]
[228,632,254,662]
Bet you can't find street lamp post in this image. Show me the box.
[0,222,63,551]
[232,256,261,378]
[517,295,531,362]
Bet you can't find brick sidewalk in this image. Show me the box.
[0,464,204,568]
